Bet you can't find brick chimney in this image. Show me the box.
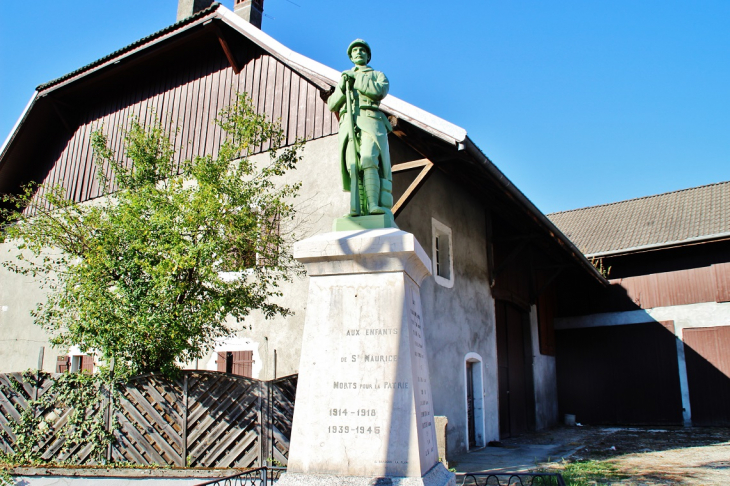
[177,0,216,21]
[234,0,264,29]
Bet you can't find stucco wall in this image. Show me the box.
[0,245,63,372]
[1,131,510,457]
[0,134,346,376]
[394,168,497,455]
[224,135,502,455]
[197,134,348,379]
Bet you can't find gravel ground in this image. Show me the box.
[543,426,730,485]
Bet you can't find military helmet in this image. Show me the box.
[347,39,371,63]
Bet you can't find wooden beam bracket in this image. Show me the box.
[391,159,434,217]
[210,22,241,74]
[391,158,431,173]
[47,97,76,135]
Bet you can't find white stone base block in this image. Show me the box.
[288,230,453,485]
[277,463,456,486]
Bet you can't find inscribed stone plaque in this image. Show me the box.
[284,230,449,484]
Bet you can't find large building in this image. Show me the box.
[0,0,608,458]
[550,181,730,427]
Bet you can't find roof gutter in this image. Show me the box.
[460,136,608,285]
[585,232,730,258]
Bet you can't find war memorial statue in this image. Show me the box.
[328,39,397,230]
[279,40,455,486]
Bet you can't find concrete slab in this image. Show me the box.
[449,426,605,474]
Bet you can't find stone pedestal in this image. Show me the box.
[278,229,455,486]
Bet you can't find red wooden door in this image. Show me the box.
[684,326,730,426]
[496,300,534,438]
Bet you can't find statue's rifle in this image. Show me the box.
[344,73,361,215]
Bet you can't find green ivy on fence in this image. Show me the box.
[0,370,117,467]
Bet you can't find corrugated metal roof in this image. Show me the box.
[36,3,222,91]
[548,181,730,256]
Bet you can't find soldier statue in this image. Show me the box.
[327,39,394,224]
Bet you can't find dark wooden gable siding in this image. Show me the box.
[34,43,338,206]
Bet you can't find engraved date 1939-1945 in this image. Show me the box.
[328,425,381,434]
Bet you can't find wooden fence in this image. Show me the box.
[0,371,296,468]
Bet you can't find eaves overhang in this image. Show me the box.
[0,92,37,168]
[36,2,223,93]
[213,7,468,146]
[585,232,730,259]
[460,137,608,285]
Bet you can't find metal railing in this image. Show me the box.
[195,467,286,486]
[459,471,566,486]
[195,468,564,486]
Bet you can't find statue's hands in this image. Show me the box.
[339,70,355,91]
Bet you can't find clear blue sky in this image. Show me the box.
[1,1,729,214]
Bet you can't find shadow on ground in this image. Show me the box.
[449,425,730,479]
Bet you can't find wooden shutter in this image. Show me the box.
[56,355,70,373]
[231,351,254,378]
[217,352,229,372]
[80,355,94,373]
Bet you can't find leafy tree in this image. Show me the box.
[1,94,303,378]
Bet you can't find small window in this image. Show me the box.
[431,218,454,288]
[57,354,94,373]
[217,350,254,377]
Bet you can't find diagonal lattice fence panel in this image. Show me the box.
[267,374,297,466]
[0,372,71,458]
[186,372,263,468]
[0,370,297,467]
[111,374,186,466]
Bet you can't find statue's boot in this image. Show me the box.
[359,178,368,214]
[364,168,385,215]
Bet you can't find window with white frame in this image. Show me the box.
[56,353,94,373]
[431,218,454,288]
[207,337,260,379]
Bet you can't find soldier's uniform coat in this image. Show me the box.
[327,65,392,192]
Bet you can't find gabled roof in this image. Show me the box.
[0,4,606,284]
[548,181,730,257]
[36,3,222,92]
[25,3,466,148]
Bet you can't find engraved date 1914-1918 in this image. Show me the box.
[330,408,376,416]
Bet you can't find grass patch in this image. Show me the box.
[557,460,627,485]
